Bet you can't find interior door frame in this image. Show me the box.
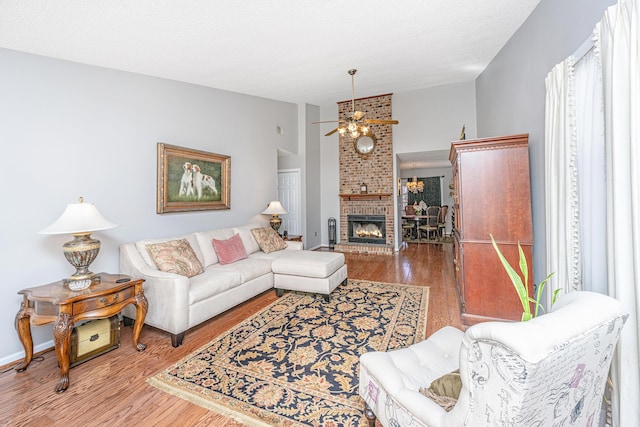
[277,168,302,236]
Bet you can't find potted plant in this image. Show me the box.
[490,234,557,321]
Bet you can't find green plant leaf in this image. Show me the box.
[533,272,555,317]
[490,234,531,319]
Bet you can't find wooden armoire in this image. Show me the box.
[449,134,533,327]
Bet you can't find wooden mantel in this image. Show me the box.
[339,193,392,201]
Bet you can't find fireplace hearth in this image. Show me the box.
[348,215,386,244]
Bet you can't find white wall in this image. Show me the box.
[0,48,298,364]
[319,82,477,248]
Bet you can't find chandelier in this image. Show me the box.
[406,176,424,194]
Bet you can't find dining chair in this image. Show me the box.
[418,206,440,241]
[438,205,448,239]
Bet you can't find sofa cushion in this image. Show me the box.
[212,233,248,265]
[232,223,262,255]
[272,251,345,278]
[136,234,204,269]
[250,227,287,254]
[145,239,204,278]
[189,268,242,305]
[214,257,274,283]
[194,227,235,267]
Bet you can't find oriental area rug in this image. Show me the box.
[147,279,429,427]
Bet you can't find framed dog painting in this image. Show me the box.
[157,143,231,213]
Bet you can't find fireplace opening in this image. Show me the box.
[348,215,386,244]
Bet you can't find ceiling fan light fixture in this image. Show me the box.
[314,69,398,152]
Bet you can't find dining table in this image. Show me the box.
[402,215,427,239]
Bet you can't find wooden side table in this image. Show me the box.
[14,273,147,393]
[283,234,303,242]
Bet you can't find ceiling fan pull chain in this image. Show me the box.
[349,69,357,112]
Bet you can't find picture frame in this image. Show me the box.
[157,143,231,213]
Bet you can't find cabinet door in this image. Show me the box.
[461,242,533,325]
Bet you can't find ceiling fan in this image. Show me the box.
[315,69,399,138]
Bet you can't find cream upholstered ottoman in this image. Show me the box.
[272,251,347,301]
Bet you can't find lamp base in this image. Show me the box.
[63,233,101,287]
[269,216,283,234]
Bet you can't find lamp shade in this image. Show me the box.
[261,201,287,216]
[39,197,118,235]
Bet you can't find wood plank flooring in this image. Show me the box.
[0,242,461,426]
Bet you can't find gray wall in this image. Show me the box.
[476,0,615,283]
[304,104,322,249]
[0,48,298,364]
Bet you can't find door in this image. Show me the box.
[277,169,301,236]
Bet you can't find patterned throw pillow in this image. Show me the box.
[145,239,204,278]
[250,227,288,254]
[212,233,248,265]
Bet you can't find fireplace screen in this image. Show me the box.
[348,215,386,244]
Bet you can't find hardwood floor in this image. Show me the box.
[0,242,461,426]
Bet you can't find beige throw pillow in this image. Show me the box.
[250,227,287,254]
[145,239,204,278]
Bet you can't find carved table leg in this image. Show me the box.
[53,312,72,393]
[132,291,148,351]
[14,300,33,372]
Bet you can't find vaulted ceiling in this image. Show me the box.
[0,1,541,106]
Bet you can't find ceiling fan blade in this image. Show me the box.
[353,111,366,120]
[312,120,340,124]
[365,119,399,125]
[325,128,339,136]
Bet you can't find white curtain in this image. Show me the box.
[544,55,583,302]
[545,0,640,424]
[599,0,640,424]
[575,44,607,294]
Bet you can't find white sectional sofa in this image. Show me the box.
[119,223,346,347]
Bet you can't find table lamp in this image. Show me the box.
[39,197,118,290]
[261,201,287,234]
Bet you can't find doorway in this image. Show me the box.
[277,169,301,236]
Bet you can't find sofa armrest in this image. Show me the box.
[119,243,190,334]
[284,241,303,251]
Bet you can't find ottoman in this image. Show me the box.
[272,251,348,301]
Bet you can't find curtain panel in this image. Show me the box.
[545,0,639,423]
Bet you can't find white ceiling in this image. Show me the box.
[398,150,452,171]
[0,0,541,106]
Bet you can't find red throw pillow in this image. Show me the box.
[212,233,248,265]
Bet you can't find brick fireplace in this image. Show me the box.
[334,93,395,255]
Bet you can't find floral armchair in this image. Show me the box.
[359,291,628,426]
